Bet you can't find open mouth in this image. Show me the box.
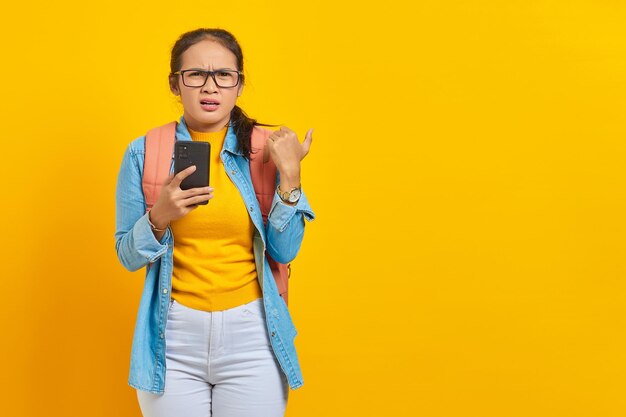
[200,99,220,111]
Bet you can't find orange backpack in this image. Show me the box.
[141,121,291,305]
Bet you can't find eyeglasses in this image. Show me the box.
[171,68,242,88]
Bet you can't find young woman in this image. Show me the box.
[114,28,315,417]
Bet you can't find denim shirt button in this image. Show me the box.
[162,288,168,294]
[231,170,236,175]
[271,331,276,337]
[159,332,164,339]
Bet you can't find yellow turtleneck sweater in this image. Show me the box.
[170,124,262,311]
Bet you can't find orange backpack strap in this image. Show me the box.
[250,126,291,306]
[250,126,278,221]
[142,121,177,212]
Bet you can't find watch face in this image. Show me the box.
[288,189,302,203]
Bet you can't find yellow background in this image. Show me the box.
[2,0,625,416]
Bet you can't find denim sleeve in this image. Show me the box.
[265,189,315,264]
[114,142,171,272]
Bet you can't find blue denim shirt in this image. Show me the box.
[114,115,315,394]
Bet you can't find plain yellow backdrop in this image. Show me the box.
[2,0,625,416]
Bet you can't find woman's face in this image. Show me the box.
[170,39,243,132]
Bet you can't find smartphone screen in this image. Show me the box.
[174,141,211,204]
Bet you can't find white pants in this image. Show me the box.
[136,297,289,417]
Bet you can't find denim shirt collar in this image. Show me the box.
[174,115,243,156]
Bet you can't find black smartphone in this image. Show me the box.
[174,141,211,204]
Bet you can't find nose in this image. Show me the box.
[201,74,218,93]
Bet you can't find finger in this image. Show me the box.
[273,127,288,139]
[280,126,294,135]
[170,165,196,188]
[301,128,314,158]
[183,186,214,198]
[182,204,199,212]
[268,130,281,142]
[184,193,213,206]
[170,165,196,187]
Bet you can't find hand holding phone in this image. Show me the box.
[147,142,213,231]
[174,141,211,202]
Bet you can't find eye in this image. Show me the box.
[187,71,204,78]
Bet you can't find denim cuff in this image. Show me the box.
[133,211,170,262]
[268,190,315,232]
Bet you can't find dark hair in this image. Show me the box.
[168,28,275,159]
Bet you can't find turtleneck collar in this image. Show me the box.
[187,123,229,143]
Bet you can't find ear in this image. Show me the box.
[169,76,180,96]
[236,83,244,97]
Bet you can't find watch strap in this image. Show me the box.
[277,184,301,203]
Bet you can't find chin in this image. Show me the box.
[189,110,228,128]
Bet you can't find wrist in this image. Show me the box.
[279,171,301,189]
[148,210,169,231]
[278,165,300,184]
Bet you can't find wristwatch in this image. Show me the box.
[277,184,302,204]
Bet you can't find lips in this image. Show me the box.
[200,98,220,112]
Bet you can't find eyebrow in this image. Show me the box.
[185,67,237,71]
